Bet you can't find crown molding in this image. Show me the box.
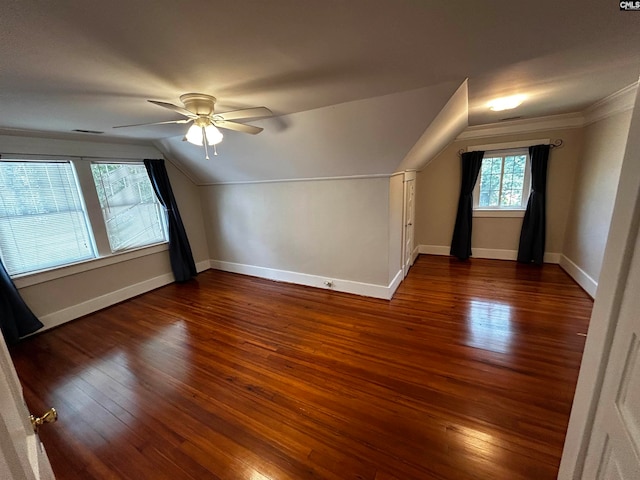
[457,112,584,141]
[0,127,152,146]
[583,81,638,126]
[0,132,161,159]
[199,173,392,187]
[458,82,639,141]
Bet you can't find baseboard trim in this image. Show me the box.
[411,245,420,264]
[419,245,451,256]
[195,260,211,273]
[388,269,404,299]
[34,260,211,333]
[210,259,397,300]
[37,272,175,332]
[26,251,595,336]
[418,245,561,264]
[559,255,598,298]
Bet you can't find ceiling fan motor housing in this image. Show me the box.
[180,93,216,116]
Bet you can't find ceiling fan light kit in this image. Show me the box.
[185,122,223,146]
[114,93,272,160]
[185,121,223,159]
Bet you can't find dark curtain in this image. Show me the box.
[450,151,484,260]
[0,259,43,345]
[517,144,550,264]
[144,159,197,282]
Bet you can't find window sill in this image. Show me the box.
[12,242,169,289]
[473,209,526,218]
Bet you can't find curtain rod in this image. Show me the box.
[458,138,563,157]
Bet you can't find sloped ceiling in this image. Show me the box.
[0,1,639,181]
[397,81,469,173]
[155,80,462,183]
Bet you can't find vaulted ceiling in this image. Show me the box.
[1,1,639,183]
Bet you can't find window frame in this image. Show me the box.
[0,156,169,282]
[472,147,532,218]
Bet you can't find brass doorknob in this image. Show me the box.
[30,408,57,432]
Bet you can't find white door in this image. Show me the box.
[582,227,640,479]
[403,172,416,278]
[0,334,55,480]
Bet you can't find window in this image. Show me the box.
[0,160,95,275]
[473,148,531,212]
[0,157,169,278]
[91,163,167,252]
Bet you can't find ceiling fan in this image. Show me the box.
[114,93,272,159]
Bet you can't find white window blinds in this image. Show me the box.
[0,161,96,275]
[90,163,167,252]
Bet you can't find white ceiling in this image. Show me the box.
[1,1,639,181]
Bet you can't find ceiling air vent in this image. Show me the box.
[72,129,104,134]
[499,116,522,122]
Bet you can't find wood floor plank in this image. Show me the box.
[10,255,593,479]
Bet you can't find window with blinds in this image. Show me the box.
[0,160,96,275]
[90,163,168,252]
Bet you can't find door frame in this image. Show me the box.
[401,170,417,278]
[559,86,640,478]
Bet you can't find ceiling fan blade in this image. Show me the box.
[217,107,272,121]
[148,100,195,117]
[213,120,263,135]
[113,119,192,129]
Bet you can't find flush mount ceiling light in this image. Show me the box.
[114,93,272,159]
[487,94,526,112]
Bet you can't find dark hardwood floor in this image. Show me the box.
[11,255,593,480]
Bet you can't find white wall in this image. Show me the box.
[561,110,634,294]
[200,176,398,297]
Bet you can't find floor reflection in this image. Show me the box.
[50,321,192,445]
[136,321,192,378]
[466,300,513,354]
[449,424,498,456]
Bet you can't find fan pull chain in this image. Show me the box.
[214,144,218,156]
[202,126,210,160]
